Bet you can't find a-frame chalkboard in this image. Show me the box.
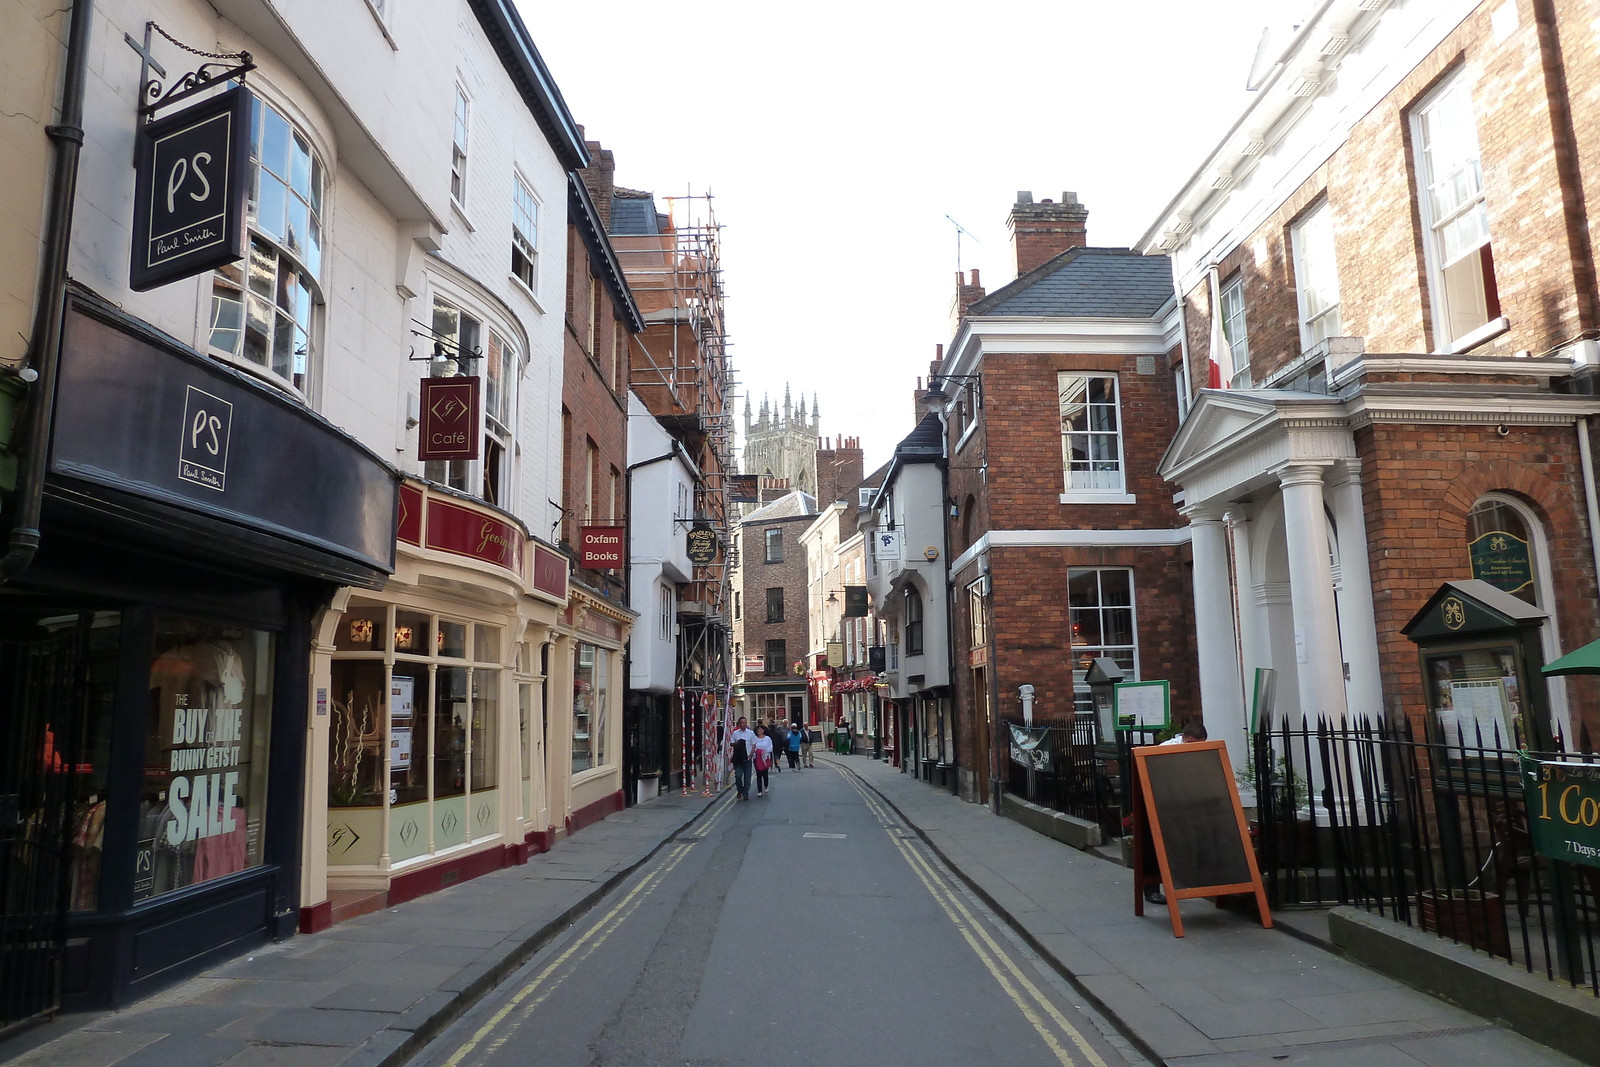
[1131,740,1272,937]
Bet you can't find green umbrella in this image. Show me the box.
[1542,638,1600,676]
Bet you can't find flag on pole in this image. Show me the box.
[1207,266,1228,390]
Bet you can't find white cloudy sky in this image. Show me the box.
[521,0,1292,469]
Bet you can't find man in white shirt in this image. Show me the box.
[728,717,757,800]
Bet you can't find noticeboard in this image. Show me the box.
[1132,740,1272,937]
[1522,756,1600,869]
[1114,680,1170,731]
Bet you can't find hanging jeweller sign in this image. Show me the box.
[130,85,252,292]
[685,523,718,565]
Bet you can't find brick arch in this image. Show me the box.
[1438,459,1581,544]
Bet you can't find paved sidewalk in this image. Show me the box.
[0,790,720,1067]
[827,754,1580,1067]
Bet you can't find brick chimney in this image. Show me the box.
[815,436,865,508]
[1009,191,1088,276]
[579,134,617,229]
[950,270,986,331]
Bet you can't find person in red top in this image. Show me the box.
[752,724,775,797]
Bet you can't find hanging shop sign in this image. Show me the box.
[1008,724,1053,772]
[874,530,902,560]
[686,523,719,565]
[579,525,625,568]
[728,474,759,503]
[1470,530,1534,599]
[1521,756,1600,869]
[417,376,481,461]
[844,585,869,617]
[130,85,252,292]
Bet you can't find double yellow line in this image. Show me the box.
[440,794,738,1067]
[836,768,1109,1067]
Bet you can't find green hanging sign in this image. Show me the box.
[1522,756,1600,869]
[1469,529,1533,598]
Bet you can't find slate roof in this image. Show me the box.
[744,490,816,522]
[610,193,664,236]
[895,413,946,458]
[968,247,1172,319]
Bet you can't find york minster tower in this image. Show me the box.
[742,384,818,497]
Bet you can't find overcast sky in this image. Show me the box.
[521,0,1287,470]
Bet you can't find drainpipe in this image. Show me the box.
[0,0,93,584]
[1577,418,1600,626]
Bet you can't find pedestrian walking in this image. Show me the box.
[729,716,756,800]
[800,722,814,767]
[752,724,774,796]
[769,720,788,773]
[785,721,802,769]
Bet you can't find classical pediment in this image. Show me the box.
[1158,389,1355,507]
[1158,391,1282,478]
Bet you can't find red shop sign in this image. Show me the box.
[532,544,568,601]
[425,497,521,575]
[418,377,480,461]
[397,483,424,546]
[579,525,624,569]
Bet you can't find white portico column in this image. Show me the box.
[1183,504,1247,774]
[1275,462,1349,726]
[1328,461,1384,725]
[1227,506,1269,698]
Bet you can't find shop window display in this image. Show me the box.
[572,644,610,773]
[140,617,273,900]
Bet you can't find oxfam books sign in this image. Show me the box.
[130,86,251,292]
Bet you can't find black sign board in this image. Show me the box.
[130,86,252,292]
[844,585,869,617]
[53,302,398,583]
[728,474,759,503]
[685,523,718,565]
[1131,740,1271,937]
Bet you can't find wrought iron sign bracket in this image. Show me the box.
[409,322,481,374]
[131,23,254,120]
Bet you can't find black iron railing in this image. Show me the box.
[1004,718,1135,840]
[1252,716,1600,995]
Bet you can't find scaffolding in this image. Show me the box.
[613,192,736,793]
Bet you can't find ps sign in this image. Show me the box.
[130,86,251,292]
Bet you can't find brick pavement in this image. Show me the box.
[828,753,1582,1067]
[0,791,719,1067]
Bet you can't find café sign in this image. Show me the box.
[130,86,251,292]
[1470,529,1533,599]
[418,377,481,461]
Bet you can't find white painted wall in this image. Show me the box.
[628,392,695,692]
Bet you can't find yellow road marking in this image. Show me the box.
[835,767,1110,1067]
[441,794,734,1066]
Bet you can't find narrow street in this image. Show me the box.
[407,764,1134,1067]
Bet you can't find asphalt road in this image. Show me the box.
[407,762,1140,1067]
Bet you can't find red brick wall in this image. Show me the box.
[562,224,629,598]
[734,516,812,679]
[1360,420,1600,736]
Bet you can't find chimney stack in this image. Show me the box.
[950,269,986,331]
[1009,190,1088,277]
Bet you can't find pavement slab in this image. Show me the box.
[826,753,1583,1067]
[0,790,718,1067]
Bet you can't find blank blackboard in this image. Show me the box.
[1141,747,1253,889]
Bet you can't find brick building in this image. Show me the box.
[934,195,1198,804]
[732,490,816,727]
[1138,0,1600,763]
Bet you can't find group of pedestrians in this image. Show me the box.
[726,716,815,800]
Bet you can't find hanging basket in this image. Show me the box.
[1416,889,1509,957]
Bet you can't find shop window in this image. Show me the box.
[1058,374,1124,494]
[766,586,784,623]
[765,528,783,563]
[764,639,786,676]
[471,669,498,791]
[1413,72,1501,350]
[1068,568,1137,719]
[1291,200,1342,350]
[904,588,924,656]
[436,666,468,800]
[518,682,535,819]
[439,619,467,659]
[140,616,273,902]
[388,665,430,806]
[572,643,610,773]
[56,613,121,913]
[328,660,386,807]
[209,95,323,395]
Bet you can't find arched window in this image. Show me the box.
[1466,496,1541,605]
[904,588,924,656]
[208,95,325,395]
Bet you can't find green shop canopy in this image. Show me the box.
[1542,638,1600,676]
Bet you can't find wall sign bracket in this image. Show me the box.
[129,22,255,120]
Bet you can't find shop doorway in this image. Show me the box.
[0,615,101,1035]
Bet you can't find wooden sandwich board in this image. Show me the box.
[1131,739,1272,937]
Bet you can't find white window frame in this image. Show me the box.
[1410,71,1505,353]
[511,173,538,294]
[1219,274,1252,389]
[765,527,783,564]
[658,582,674,640]
[423,289,517,504]
[1057,372,1134,504]
[1067,567,1139,720]
[1291,200,1343,351]
[451,84,471,207]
